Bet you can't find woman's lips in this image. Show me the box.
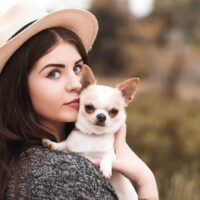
[64,99,79,109]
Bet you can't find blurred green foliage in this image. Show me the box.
[126,93,200,198]
[152,0,200,45]
[89,0,200,85]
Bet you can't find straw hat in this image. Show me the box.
[0,1,98,73]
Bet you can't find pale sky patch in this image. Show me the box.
[0,0,154,18]
[129,0,154,18]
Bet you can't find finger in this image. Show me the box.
[89,158,100,166]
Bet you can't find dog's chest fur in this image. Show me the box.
[66,129,115,160]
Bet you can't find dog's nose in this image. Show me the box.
[96,113,106,123]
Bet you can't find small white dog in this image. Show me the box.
[43,65,140,200]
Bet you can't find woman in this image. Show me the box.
[0,1,158,200]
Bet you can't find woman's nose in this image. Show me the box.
[65,73,82,92]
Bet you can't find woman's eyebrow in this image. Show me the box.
[39,58,83,73]
[39,64,65,73]
[75,58,83,64]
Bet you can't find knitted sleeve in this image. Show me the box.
[6,147,118,200]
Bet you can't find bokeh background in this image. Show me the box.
[1,0,200,199]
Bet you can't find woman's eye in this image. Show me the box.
[73,64,82,74]
[47,70,60,79]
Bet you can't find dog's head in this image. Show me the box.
[78,65,140,135]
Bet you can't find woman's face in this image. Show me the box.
[28,40,83,130]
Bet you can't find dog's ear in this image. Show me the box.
[117,78,140,105]
[80,64,96,89]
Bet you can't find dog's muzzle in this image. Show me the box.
[95,113,106,126]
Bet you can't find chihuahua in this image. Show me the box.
[43,65,140,200]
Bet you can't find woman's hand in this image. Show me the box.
[113,124,159,200]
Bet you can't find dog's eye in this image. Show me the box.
[109,108,119,117]
[85,104,95,114]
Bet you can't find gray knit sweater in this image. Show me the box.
[6,147,118,200]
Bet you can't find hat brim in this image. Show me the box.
[0,9,98,72]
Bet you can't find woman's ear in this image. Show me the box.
[80,64,96,89]
[117,78,140,105]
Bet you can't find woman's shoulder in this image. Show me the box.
[21,146,103,181]
[7,146,118,200]
[18,146,102,182]
[23,146,92,170]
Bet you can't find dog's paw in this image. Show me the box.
[100,160,112,179]
[42,138,54,149]
[42,138,67,152]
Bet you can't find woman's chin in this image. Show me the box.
[62,112,78,123]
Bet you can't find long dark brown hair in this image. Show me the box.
[0,27,89,199]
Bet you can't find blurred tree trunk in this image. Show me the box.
[164,29,186,97]
[88,0,137,76]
